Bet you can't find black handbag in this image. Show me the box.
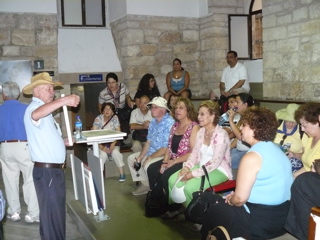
[117,103,132,122]
[145,170,168,218]
[132,129,148,142]
[185,165,224,224]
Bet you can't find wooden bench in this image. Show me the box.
[308,206,320,240]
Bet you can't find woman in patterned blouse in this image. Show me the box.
[92,102,126,182]
[147,97,199,218]
[169,100,232,207]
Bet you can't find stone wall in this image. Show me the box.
[0,12,68,134]
[262,0,320,100]
[110,15,201,96]
[203,0,244,94]
[0,3,245,99]
[110,1,244,97]
[0,13,58,81]
[5,1,320,102]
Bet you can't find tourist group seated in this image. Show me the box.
[94,56,320,239]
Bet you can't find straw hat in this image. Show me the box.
[276,103,300,122]
[22,72,63,95]
[147,96,170,111]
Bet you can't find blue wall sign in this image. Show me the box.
[79,74,103,82]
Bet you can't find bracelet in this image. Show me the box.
[227,196,233,206]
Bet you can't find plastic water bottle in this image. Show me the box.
[218,107,237,126]
[75,116,82,140]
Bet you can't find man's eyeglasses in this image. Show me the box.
[280,135,287,146]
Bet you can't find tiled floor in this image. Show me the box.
[68,173,298,240]
[1,167,84,240]
[1,160,298,240]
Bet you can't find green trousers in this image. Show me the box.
[168,165,228,206]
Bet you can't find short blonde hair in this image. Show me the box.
[199,100,220,126]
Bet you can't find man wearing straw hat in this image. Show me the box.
[23,72,80,240]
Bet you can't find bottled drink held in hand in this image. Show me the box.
[134,161,141,177]
[218,107,237,126]
[75,116,82,140]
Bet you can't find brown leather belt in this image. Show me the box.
[34,162,64,169]
[0,140,27,143]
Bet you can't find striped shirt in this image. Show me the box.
[98,83,129,109]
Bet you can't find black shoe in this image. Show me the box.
[120,143,132,150]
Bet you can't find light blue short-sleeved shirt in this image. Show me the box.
[24,97,66,164]
[247,141,293,205]
[146,112,175,156]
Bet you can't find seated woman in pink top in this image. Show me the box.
[147,97,199,218]
[168,100,232,207]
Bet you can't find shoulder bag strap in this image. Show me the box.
[207,226,231,240]
[199,174,205,192]
[151,169,164,190]
[101,114,114,130]
[202,165,215,193]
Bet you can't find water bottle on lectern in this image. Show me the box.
[218,107,237,126]
[75,116,82,140]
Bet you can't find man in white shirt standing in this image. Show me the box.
[209,51,250,100]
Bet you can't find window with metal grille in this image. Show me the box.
[61,0,106,27]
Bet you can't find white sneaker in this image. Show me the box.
[132,185,149,196]
[25,214,40,223]
[7,212,21,221]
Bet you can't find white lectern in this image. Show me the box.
[72,130,126,222]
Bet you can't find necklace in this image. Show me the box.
[205,128,214,138]
[174,70,180,79]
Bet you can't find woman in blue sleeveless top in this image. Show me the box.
[164,58,192,101]
[201,107,293,240]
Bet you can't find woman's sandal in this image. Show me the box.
[172,213,185,222]
[161,210,181,219]
[161,207,185,220]
[191,223,202,232]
